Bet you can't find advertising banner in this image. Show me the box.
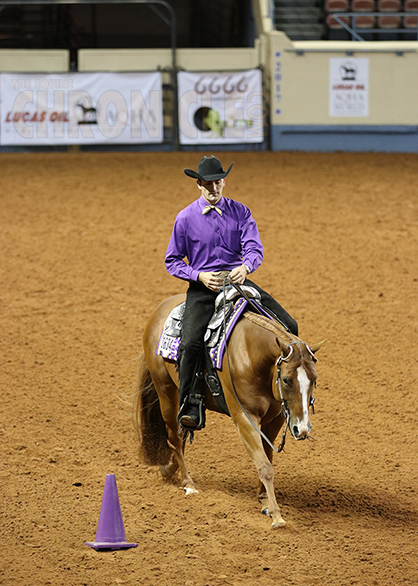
[0,72,163,145]
[178,69,264,145]
[329,58,369,117]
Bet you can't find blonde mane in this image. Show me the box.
[243,312,301,346]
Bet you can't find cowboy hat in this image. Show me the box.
[184,156,234,181]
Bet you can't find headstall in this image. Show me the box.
[275,342,317,451]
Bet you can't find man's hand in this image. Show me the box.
[229,265,248,286]
[198,271,225,292]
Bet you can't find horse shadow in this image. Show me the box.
[198,470,417,527]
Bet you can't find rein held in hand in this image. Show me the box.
[221,277,289,453]
[221,277,317,452]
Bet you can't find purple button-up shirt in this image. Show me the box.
[165,195,263,282]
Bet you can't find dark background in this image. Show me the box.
[0,0,255,54]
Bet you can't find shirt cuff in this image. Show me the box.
[189,268,201,282]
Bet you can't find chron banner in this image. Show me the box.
[178,69,264,145]
[0,72,163,145]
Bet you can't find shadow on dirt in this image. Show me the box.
[198,472,416,526]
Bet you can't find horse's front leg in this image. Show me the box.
[234,412,285,528]
[258,415,285,517]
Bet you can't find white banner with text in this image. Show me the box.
[178,69,264,145]
[0,72,163,145]
[329,58,369,118]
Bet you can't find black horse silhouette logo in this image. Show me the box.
[77,100,98,125]
[339,62,357,81]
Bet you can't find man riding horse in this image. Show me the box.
[165,156,298,431]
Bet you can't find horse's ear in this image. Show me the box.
[309,339,327,354]
[276,337,289,355]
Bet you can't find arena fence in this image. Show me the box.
[2,1,418,152]
[269,31,418,153]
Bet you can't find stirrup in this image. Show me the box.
[180,429,195,445]
[177,395,205,431]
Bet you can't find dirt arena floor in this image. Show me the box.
[1,150,417,586]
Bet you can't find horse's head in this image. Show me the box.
[273,338,325,441]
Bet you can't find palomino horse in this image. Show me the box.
[133,293,325,527]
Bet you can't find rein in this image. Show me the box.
[221,278,282,454]
[228,280,292,332]
[221,278,316,454]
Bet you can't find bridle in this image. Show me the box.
[275,343,317,450]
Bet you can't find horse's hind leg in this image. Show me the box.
[234,413,285,527]
[158,393,198,495]
[143,344,199,495]
[160,451,179,480]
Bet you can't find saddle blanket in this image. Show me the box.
[156,297,248,369]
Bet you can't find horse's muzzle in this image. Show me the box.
[292,422,311,440]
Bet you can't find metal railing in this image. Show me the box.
[330,12,418,41]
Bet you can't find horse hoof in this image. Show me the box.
[160,465,173,479]
[271,518,286,528]
[184,487,199,496]
[261,508,269,516]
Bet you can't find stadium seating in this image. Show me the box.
[403,0,418,38]
[325,0,350,38]
[404,0,418,29]
[377,0,401,39]
[323,0,418,39]
[349,0,375,40]
[274,1,325,41]
[325,0,349,9]
[377,0,400,8]
[351,0,374,7]
[351,0,376,29]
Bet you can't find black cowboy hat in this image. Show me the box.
[184,155,234,181]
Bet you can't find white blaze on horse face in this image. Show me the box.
[296,366,311,437]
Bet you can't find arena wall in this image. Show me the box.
[2,31,418,153]
[268,31,418,153]
[77,46,262,72]
[0,50,69,72]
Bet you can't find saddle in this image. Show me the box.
[156,285,262,415]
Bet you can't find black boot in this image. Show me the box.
[177,394,205,430]
[177,346,206,430]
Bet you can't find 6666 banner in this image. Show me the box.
[0,72,163,145]
[178,69,264,145]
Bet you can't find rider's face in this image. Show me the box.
[198,178,225,205]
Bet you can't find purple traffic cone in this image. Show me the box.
[85,474,137,550]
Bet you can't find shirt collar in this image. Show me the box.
[198,194,224,211]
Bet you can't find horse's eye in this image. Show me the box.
[282,377,292,387]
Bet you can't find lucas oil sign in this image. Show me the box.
[0,72,163,145]
[329,58,369,118]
